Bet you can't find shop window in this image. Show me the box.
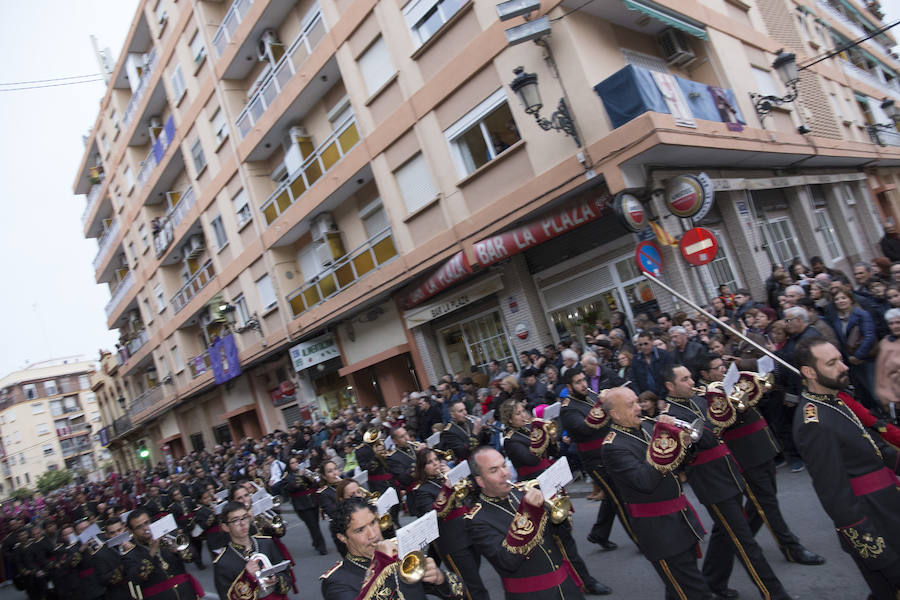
[440,310,516,375]
[190,433,205,452]
[404,0,465,46]
[213,424,232,444]
[445,89,520,177]
[760,217,802,266]
[358,37,395,96]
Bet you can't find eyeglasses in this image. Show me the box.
[227,515,252,525]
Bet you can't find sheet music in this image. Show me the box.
[397,510,439,559]
[722,363,740,396]
[536,456,572,500]
[214,490,228,501]
[353,469,369,486]
[213,501,228,515]
[251,487,268,503]
[252,496,274,515]
[447,460,470,486]
[77,523,102,544]
[757,355,774,375]
[106,532,131,547]
[426,432,441,448]
[541,402,561,421]
[149,514,178,540]
[375,487,399,515]
[481,410,495,425]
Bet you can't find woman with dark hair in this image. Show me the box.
[281,455,327,555]
[317,460,342,522]
[829,288,879,410]
[409,448,489,600]
[320,497,464,600]
[500,399,556,481]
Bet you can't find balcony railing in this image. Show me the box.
[123,47,159,129]
[93,219,120,271]
[839,58,900,102]
[82,183,103,226]
[113,415,133,438]
[172,260,216,313]
[235,11,327,138]
[137,116,176,189]
[868,125,900,147]
[153,186,196,257]
[105,271,135,318]
[62,443,91,458]
[816,0,867,41]
[126,329,150,356]
[129,385,164,417]
[286,228,398,317]
[189,351,212,378]
[260,116,361,225]
[212,0,255,57]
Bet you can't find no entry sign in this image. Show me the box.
[635,240,664,276]
[679,227,719,266]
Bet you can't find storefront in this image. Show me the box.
[290,333,353,418]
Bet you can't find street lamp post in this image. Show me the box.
[509,66,581,147]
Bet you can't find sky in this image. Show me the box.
[0,0,898,379]
[0,1,138,376]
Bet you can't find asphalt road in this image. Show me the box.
[0,468,871,599]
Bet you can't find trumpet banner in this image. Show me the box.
[646,422,691,473]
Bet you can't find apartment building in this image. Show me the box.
[73,0,900,458]
[0,359,108,494]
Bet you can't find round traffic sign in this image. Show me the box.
[679,227,719,266]
[635,240,664,276]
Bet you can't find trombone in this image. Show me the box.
[506,479,572,524]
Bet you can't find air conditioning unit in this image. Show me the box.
[270,161,288,182]
[658,28,696,66]
[182,234,205,259]
[315,240,336,267]
[310,213,337,242]
[257,29,284,64]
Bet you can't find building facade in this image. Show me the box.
[0,359,108,495]
[74,0,900,455]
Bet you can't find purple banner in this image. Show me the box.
[209,334,242,384]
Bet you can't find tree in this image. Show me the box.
[36,469,73,495]
[10,488,32,500]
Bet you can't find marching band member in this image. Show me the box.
[500,400,557,480]
[282,455,328,555]
[386,426,418,522]
[441,401,487,462]
[213,501,293,600]
[71,520,107,600]
[193,489,228,560]
[168,487,206,570]
[123,508,204,600]
[356,431,394,498]
[320,497,464,600]
[93,517,132,600]
[229,482,286,540]
[410,447,489,600]
[318,460,342,521]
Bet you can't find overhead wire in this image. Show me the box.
[0,77,106,92]
[0,73,104,86]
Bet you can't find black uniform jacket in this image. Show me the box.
[720,406,779,470]
[503,425,557,480]
[560,392,608,467]
[356,443,393,493]
[48,541,79,594]
[194,504,228,552]
[663,395,745,505]
[123,542,200,600]
[282,471,318,511]
[601,422,705,561]
[213,536,292,600]
[318,484,339,520]
[410,478,470,555]
[466,489,585,600]
[440,421,485,462]
[93,542,131,600]
[69,541,108,600]
[386,445,417,492]
[795,391,900,572]
[320,551,464,600]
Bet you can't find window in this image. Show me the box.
[36,423,49,436]
[31,403,44,415]
[234,295,250,326]
[79,375,90,389]
[358,37,395,96]
[190,432,205,452]
[815,208,843,260]
[705,231,740,291]
[445,89,520,176]
[172,345,184,372]
[829,93,845,122]
[142,298,154,323]
[761,217,802,266]
[171,65,186,102]
[439,310,516,374]
[129,242,138,267]
[190,32,206,65]
[256,274,277,311]
[404,0,465,46]
[99,132,109,156]
[124,165,135,189]
[85,392,96,404]
[7,411,14,423]
[622,49,671,73]
[139,224,149,251]
[232,189,251,228]
[154,0,168,27]
[154,283,166,312]
[43,444,54,457]
[752,67,779,99]
[111,109,120,134]
[24,473,29,484]
[210,215,228,249]
[211,109,228,144]
[90,412,101,422]
[13,432,21,444]
[190,139,207,174]
[395,153,438,214]
[360,199,389,238]
[44,380,57,396]
[23,385,36,400]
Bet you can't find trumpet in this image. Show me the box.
[160,532,190,552]
[642,416,705,443]
[531,418,558,439]
[302,469,321,484]
[451,478,471,503]
[506,480,571,525]
[255,511,286,536]
[378,513,394,532]
[363,428,381,444]
[432,448,454,462]
[386,538,427,584]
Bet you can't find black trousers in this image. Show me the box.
[651,545,711,600]
[190,537,207,566]
[443,546,489,600]
[295,506,326,552]
[742,461,802,554]
[588,463,639,547]
[555,530,607,589]
[701,494,790,600]
[843,539,899,600]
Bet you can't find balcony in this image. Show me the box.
[105,271,135,318]
[57,423,91,439]
[62,441,92,458]
[868,125,900,147]
[839,58,900,102]
[816,0,867,41]
[260,116,361,225]
[189,351,212,378]
[153,186,196,257]
[126,329,150,356]
[82,183,103,226]
[286,228,398,317]
[93,219,120,271]
[123,47,159,130]
[235,10,327,139]
[594,65,746,129]
[113,415,133,438]
[137,116,176,189]
[212,0,255,57]
[171,260,216,313]
[129,385,164,417]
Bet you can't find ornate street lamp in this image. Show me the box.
[509,66,581,147]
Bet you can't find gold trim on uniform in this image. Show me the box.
[842,528,886,559]
[803,403,819,424]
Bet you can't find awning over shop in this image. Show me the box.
[709,172,867,192]
[338,344,411,377]
[622,0,708,39]
[404,275,504,328]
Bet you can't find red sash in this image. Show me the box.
[290,489,315,497]
[722,419,767,442]
[78,568,95,578]
[502,559,580,593]
[575,438,604,453]
[206,525,222,534]
[691,444,731,466]
[516,458,553,477]
[627,495,687,518]
[369,473,393,482]
[444,506,468,521]
[850,467,900,496]
[141,573,204,598]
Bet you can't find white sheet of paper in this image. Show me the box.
[537,456,572,499]
[426,432,441,448]
[397,510,439,559]
[257,559,291,579]
[299,460,310,471]
[542,402,561,421]
[213,501,228,515]
[723,363,740,396]
[106,532,131,547]
[446,460,470,487]
[120,510,132,524]
[251,487,268,503]
[253,496,274,515]
[375,487,399,515]
[481,410,495,425]
[757,355,774,375]
[77,523,102,544]
[353,469,369,486]
[191,524,204,538]
[214,490,228,501]
[150,513,178,540]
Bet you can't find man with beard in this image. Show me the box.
[794,338,900,599]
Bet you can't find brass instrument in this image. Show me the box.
[506,479,572,525]
[248,552,276,595]
[378,513,394,532]
[432,448,454,462]
[255,511,286,537]
[642,416,704,443]
[531,418,558,439]
[386,538,427,584]
[451,478,471,503]
[160,532,190,552]
[363,428,381,444]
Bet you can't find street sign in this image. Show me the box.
[679,227,719,266]
[635,240,664,276]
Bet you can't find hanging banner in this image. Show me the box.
[651,72,696,128]
[209,334,242,385]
